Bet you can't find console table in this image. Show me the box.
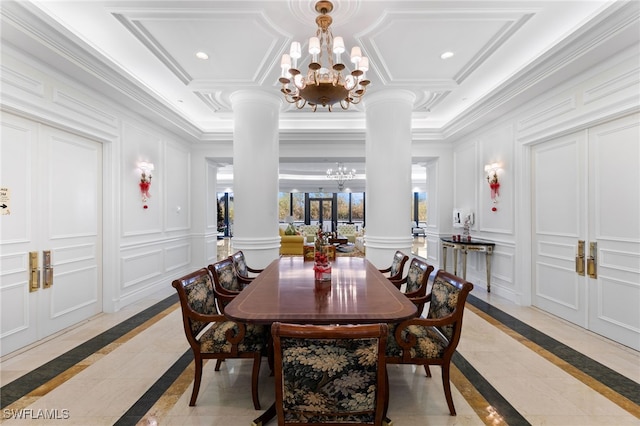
[440,237,495,292]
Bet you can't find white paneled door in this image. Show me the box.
[0,113,102,356]
[533,113,640,350]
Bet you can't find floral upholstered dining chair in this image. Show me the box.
[271,322,390,426]
[171,268,267,410]
[389,257,434,317]
[378,250,409,281]
[385,270,473,416]
[231,250,264,281]
[209,256,250,294]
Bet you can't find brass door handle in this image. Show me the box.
[43,250,53,288]
[575,240,585,276]
[587,242,597,279]
[29,251,40,292]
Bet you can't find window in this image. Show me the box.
[412,192,427,222]
[217,192,233,236]
[292,193,304,221]
[279,192,306,222]
[337,193,350,221]
[278,192,365,226]
[350,193,364,222]
[278,192,290,221]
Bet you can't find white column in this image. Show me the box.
[230,90,281,268]
[190,157,219,268]
[364,90,415,268]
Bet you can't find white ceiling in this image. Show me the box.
[3,0,636,192]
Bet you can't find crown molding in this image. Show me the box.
[441,1,640,141]
[1,1,204,142]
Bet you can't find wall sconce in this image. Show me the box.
[484,163,501,211]
[137,161,154,209]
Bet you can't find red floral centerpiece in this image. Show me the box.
[313,251,332,282]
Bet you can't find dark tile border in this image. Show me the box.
[0,294,178,409]
[467,294,640,405]
[113,350,192,426]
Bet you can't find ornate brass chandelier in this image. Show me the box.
[279,1,370,112]
[326,163,356,191]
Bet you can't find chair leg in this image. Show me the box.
[190,355,203,406]
[424,364,432,377]
[383,368,390,416]
[215,359,223,371]
[251,353,262,410]
[266,334,274,375]
[441,363,456,416]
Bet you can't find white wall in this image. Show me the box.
[449,46,639,303]
[1,46,198,313]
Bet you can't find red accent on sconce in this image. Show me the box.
[139,175,151,208]
[485,163,501,212]
[138,162,154,209]
[489,180,500,199]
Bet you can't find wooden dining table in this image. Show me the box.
[223,255,417,426]
[224,256,417,325]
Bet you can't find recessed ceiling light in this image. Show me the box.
[440,51,454,59]
[195,51,209,60]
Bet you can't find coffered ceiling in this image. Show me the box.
[2,0,637,192]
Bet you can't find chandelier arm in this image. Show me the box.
[281,89,298,104]
[293,73,306,90]
[340,99,349,110]
[344,76,358,91]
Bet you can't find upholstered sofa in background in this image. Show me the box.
[337,223,357,243]
[355,235,365,253]
[298,224,319,243]
[279,227,304,255]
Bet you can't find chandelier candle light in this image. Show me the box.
[279,1,370,111]
[326,162,356,191]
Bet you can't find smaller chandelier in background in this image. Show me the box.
[279,1,370,111]
[327,163,356,191]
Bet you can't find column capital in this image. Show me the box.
[230,90,282,110]
[364,89,416,109]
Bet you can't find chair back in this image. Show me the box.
[209,257,241,293]
[404,258,433,296]
[389,251,409,281]
[232,251,250,278]
[171,269,219,341]
[271,322,388,426]
[427,270,474,343]
[402,258,434,317]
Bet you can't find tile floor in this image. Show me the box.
[1,243,638,425]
